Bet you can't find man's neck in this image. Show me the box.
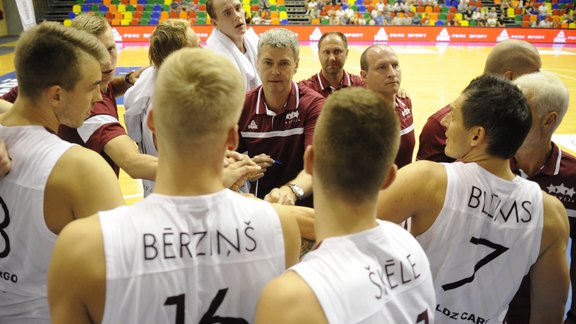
[1,98,59,132]
[462,151,517,181]
[264,87,291,114]
[321,69,345,88]
[153,151,225,196]
[514,140,553,177]
[313,189,378,243]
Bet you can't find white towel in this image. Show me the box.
[206,27,261,91]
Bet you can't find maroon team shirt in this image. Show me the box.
[395,96,415,169]
[238,81,325,201]
[507,143,576,323]
[416,104,454,163]
[299,70,365,98]
[2,85,126,176]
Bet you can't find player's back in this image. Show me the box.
[290,220,436,324]
[99,190,286,323]
[418,162,544,323]
[0,125,74,323]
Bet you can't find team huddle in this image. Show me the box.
[0,0,573,322]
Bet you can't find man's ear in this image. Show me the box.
[226,125,240,151]
[470,126,485,147]
[146,108,155,133]
[303,145,313,176]
[360,69,367,80]
[380,164,397,190]
[502,70,514,80]
[46,85,63,107]
[542,111,558,130]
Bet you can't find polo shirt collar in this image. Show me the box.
[316,70,352,91]
[256,80,300,115]
[511,142,562,177]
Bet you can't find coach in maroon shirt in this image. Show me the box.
[299,32,364,98]
[361,44,415,169]
[237,28,325,206]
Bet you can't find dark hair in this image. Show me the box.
[314,87,399,203]
[461,75,531,159]
[318,32,348,50]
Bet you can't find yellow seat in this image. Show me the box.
[117,4,126,12]
[124,11,133,19]
[570,22,576,28]
[63,19,73,26]
[72,4,81,14]
[279,11,288,19]
[121,19,131,25]
[455,12,462,20]
[460,19,469,26]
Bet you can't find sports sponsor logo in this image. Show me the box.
[374,27,389,42]
[436,28,450,42]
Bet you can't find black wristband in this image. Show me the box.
[124,71,135,85]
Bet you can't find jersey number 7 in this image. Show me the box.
[442,237,509,291]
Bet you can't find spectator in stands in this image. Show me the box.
[458,0,469,13]
[538,17,551,28]
[374,10,386,24]
[412,12,422,25]
[376,0,386,11]
[328,12,340,24]
[206,0,261,91]
[238,28,325,206]
[464,8,473,21]
[300,32,364,98]
[260,0,271,19]
[361,45,415,169]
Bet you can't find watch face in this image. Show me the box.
[289,184,304,198]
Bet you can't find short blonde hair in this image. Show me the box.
[15,21,108,100]
[153,48,244,152]
[71,13,109,37]
[149,19,199,67]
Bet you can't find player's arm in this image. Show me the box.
[265,170,312,205]
[273,203,315,242]
[376,160,446,235]
[48,216,106,324]
[103,134,158,180]
[255,271,327,324]
[110,67,147,97]
[529,193,570,324]
[44,147,124,234]
[0,99,11,113]
[272,204,302,268]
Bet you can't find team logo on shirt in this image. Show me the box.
[401,107,411,118]
[285,110,301,125]
[546,183,575,203]
[248,120,258,130]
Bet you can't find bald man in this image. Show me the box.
[416,40,541,163]
[360,45,415,169]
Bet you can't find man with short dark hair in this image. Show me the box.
[377,75,569,323]
[299,32,364,98]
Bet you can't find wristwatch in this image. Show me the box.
[286,184,304,200]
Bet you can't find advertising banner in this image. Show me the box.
[112,25,576,44]
[15,0,36,30]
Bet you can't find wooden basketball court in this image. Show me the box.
[1,40,575,203]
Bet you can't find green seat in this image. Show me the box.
[439,12,447,19]
[470,19,477,26]
[441,5,448,13]
[321,18,329,24]
[363,12,370,18]
[127,4,136,11]
[91,4,99,11]
[197,11,207,18]
[270,4,276,10]
[140,17,150,25]
[143,11,152,18]
[197,18,206,25]
[278,5,286,11]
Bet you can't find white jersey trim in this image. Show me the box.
[241,127,304,139]
[77,115,121,143]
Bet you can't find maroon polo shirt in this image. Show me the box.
[416,104,454,163]
[395,96,415,169]
[299,70,365,98]
[238,81,325,202]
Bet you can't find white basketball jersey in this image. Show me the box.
[418,162,543,323]
[100,191,285,324]
[0,125,74,323]
[123,67,158,197]
[290,220,436,324]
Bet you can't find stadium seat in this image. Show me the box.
[124,11,133,19]
[64,19,73,26]
[72,4,81,13]
[281,19,289,24]
[460,19,468,26]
